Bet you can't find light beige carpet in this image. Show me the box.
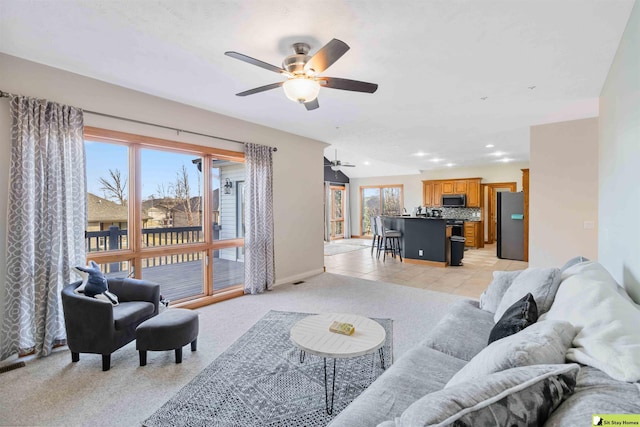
[0,273,465,427]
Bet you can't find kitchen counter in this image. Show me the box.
[382,216,450,266]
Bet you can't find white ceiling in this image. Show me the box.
[0,1,634,178]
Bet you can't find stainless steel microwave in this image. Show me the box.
[442,194,466,207]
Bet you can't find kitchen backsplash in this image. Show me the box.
[441,207,481,220]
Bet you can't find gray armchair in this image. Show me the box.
[61,278,160,371]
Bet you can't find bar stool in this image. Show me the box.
[375,216,402,262]
[369,215,381,256]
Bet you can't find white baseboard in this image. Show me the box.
[273,268,325,287]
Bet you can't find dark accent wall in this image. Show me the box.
[324,157,350,183]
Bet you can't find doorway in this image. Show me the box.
[482,182,517,244]
[329,185,345,240]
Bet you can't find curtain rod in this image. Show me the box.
[0,90,277,152]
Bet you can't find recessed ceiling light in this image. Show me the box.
[430,158,443,163]
[446,163,455,167]
[500,158,512,163]
[491,151,505,157]
[363,161,370,166]
[412,151,428,157]
[485,144,494,148]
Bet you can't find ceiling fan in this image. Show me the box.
[225,38,378,110]
[326,149,355,173]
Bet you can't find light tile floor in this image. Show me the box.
[324,240,528,299]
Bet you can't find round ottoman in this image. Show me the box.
[136,308,199,366]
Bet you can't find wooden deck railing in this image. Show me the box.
[86,225,243,301]
[85,225,223,272]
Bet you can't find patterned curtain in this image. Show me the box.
[243,143,275,294]
[324,182,331,242]
[0,95,86,360]
[343,183,351,239]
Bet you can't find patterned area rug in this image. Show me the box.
[144,310,392,427]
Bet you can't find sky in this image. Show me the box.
[85,140,221,201]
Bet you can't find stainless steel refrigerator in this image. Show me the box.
[497,192,525,261]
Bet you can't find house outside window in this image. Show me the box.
[83,127,245,306]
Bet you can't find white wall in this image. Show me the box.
[0,54,327,339]
[599,1,640,303]
[529,118,599,267]
[348,162,528,236]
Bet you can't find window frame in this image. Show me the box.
[84,126,246,308]
[359,184,404,236]
[329,185,345,239]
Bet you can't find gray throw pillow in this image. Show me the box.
[488,293,538,344]
[446,320,577,387]
[395,364,580,427]
[479,270,523,313]
[494,267,561,322]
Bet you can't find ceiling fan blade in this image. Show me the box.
[304,39,350,74]
[319,77,378,93]
[236,82,283,97]
[304,98,319,111]
[340,164,356,167]
[225,51,292,76]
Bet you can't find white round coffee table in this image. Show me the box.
[290,313,387,414]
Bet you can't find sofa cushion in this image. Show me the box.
[422,299,495,362]
[327,346,467,427]
[495,267,561,322]
[446,320,577,387]
[479,270,522,313]
[541,261,640,382]
[392,364,579,427]
[543,366,640,427]
[559,255,589,273]
[113,301,155,330]
[488,292,538,344]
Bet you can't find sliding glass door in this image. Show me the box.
[83,127,245,306]
[330,186,345,240]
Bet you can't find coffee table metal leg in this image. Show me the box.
[299,350,305,363]
[324,357,337,415]
[379,347,385,369]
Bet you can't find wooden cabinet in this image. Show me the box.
[441,181,455,194]
[433,182,442,207]
[454,180,467,194]
[466,178,481,207]
[464,221,484,248]
[422,178,481,207]
[423,181,434,206]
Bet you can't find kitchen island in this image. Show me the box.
[382,216,451,267]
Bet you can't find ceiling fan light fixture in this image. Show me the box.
[283,77,320,103]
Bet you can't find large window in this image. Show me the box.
[360,185,403,235]
[84,127,245,306]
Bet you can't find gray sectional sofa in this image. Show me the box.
[329,258,640,426]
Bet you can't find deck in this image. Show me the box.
[106,258,244,301]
